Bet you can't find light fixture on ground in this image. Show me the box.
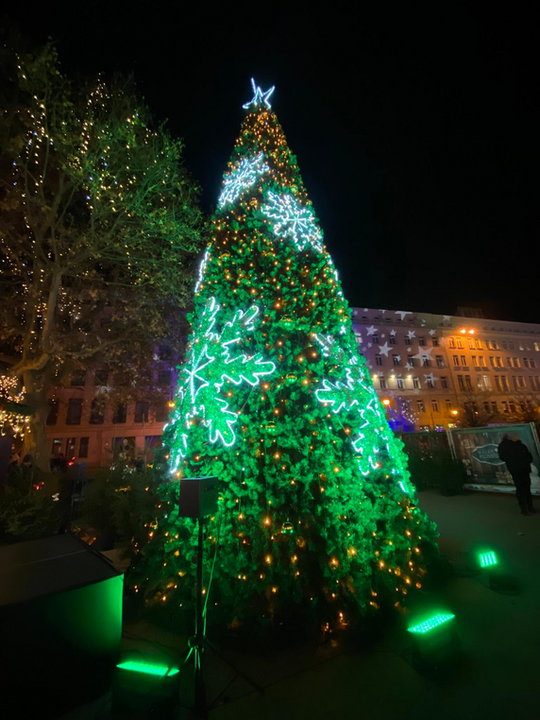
[116,660,180,678]
[405,611,460,674]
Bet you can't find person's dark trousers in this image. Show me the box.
[512,471,534,513]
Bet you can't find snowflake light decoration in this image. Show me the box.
[217,153,269,209]
[313,333,411,480]
[194,247,211,294]
[261,191,324,252]
[168,297,275,471]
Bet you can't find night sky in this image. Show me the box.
[3,3,539,322]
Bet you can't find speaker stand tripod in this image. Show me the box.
[182,517,263,719]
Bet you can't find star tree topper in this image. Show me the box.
[242,78,275,110]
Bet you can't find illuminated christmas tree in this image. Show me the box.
[133,81,438,632]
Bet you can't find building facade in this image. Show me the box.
[352,307,540,431]
[44,360,177,469]
[42,307,540,468]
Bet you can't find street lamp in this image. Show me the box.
[448,408,459,429]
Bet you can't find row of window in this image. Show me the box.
[68,369,173,388]
[464,400,536,415]
[454,375,540,392]
[51,435,163,460]
[47,398,171,426]
[375,335,438,347]
[377,376,449,390]
[374,354,445,367]
[447,337,540,352]
[415,399,453,413]
[52,437,90,459]
[412,398,535,416]
[373,352,538,372]
[377,373,540,392]
[452,354,537,369]
[356,333,440,347]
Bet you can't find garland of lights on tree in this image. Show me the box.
[132,80,438,630]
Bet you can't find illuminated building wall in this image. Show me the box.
[353,307,540,430]
[43,355,178,468]
[42,307,540,467]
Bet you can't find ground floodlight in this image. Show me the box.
[116,660,180,678]
[478,550,499,569]
[407,612,456,635]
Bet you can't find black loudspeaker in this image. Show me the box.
[178,476,219,518]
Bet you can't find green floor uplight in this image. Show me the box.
[478,550,499,569]
[116,660,180,678]
[407,613,456,635]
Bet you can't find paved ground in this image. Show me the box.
[62,489,540,720]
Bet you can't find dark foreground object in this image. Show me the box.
[0,534,123,719]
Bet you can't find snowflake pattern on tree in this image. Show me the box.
[314,333,411,484]
[261,190,324,252]
[217,153,269,209]
[168,297,275,470]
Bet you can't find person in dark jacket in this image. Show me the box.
[497,433,535,515]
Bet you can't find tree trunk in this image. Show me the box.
[22,372,51,472]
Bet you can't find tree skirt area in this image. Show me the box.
[59,489,539,720]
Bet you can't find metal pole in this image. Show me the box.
[194,517,207,718]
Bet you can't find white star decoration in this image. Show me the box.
[406,330,416,340]
[366,325,378,336]
[412,346,434,360]
[242,78,275,110]
[395,310,412,321]
[378,342,391,357]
